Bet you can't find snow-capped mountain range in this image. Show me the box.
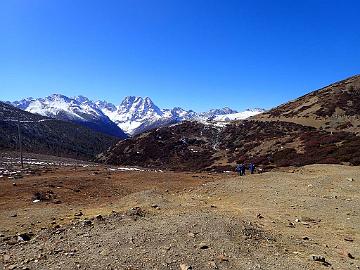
[8,94,265,136]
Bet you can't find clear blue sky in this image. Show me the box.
[0,0,359,111]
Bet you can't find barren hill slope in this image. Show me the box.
[255,74,360,133]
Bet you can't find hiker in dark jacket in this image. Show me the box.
[249,163,255,174]
[241,164,246,176]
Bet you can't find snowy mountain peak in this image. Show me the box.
[95,100,117,112]
[118,96,162,117]
[10,94,265,136]
[74,95,91,104]
[46,93,72,102]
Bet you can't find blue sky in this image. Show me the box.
[0,0,359,111]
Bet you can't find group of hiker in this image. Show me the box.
[235,163,256,176]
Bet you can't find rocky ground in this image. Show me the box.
[0,160,359,269]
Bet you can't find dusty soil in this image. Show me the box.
[0,163,359,269]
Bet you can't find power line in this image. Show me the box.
[1,118,56,169]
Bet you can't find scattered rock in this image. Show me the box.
[180,264,192,270]
[301,217,320,223]
[346,177,354,182]
[311,255,331,266]
[82,220,92,226]
[74,211,83,217]
[208,261,218,269]
[199,242,209,249]
[100,249,110,256]
[10,213,17,217]
[257,213,264,219]
[96,215,104,221]
[348,253,355,259]
[17,233,33,242]
[344,237,354,242]
[32,190,56,202]
[151,204,161,210]
[287,222,295,228]
[3,254,10,261]
[217,254,229,262]
[126,207,145,219]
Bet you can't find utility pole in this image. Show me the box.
[17,116,24,169]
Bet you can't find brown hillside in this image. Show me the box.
[98,120,360,171]
[255,74,360,133]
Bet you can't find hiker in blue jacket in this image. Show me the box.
[249,163,255,174]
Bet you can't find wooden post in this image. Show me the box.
[17,116,24,169]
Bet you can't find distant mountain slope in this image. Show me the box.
[0,102,119,160]
[256,74,360,133]
[11,95,264,136]
[97,120,360,171]
[98,75,360,171]
[11,94,127,138]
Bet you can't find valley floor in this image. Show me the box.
[0,158,359,269]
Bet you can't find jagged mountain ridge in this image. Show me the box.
[10,95,265,136]
[0,102,119,160]
[11,94,127,138]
